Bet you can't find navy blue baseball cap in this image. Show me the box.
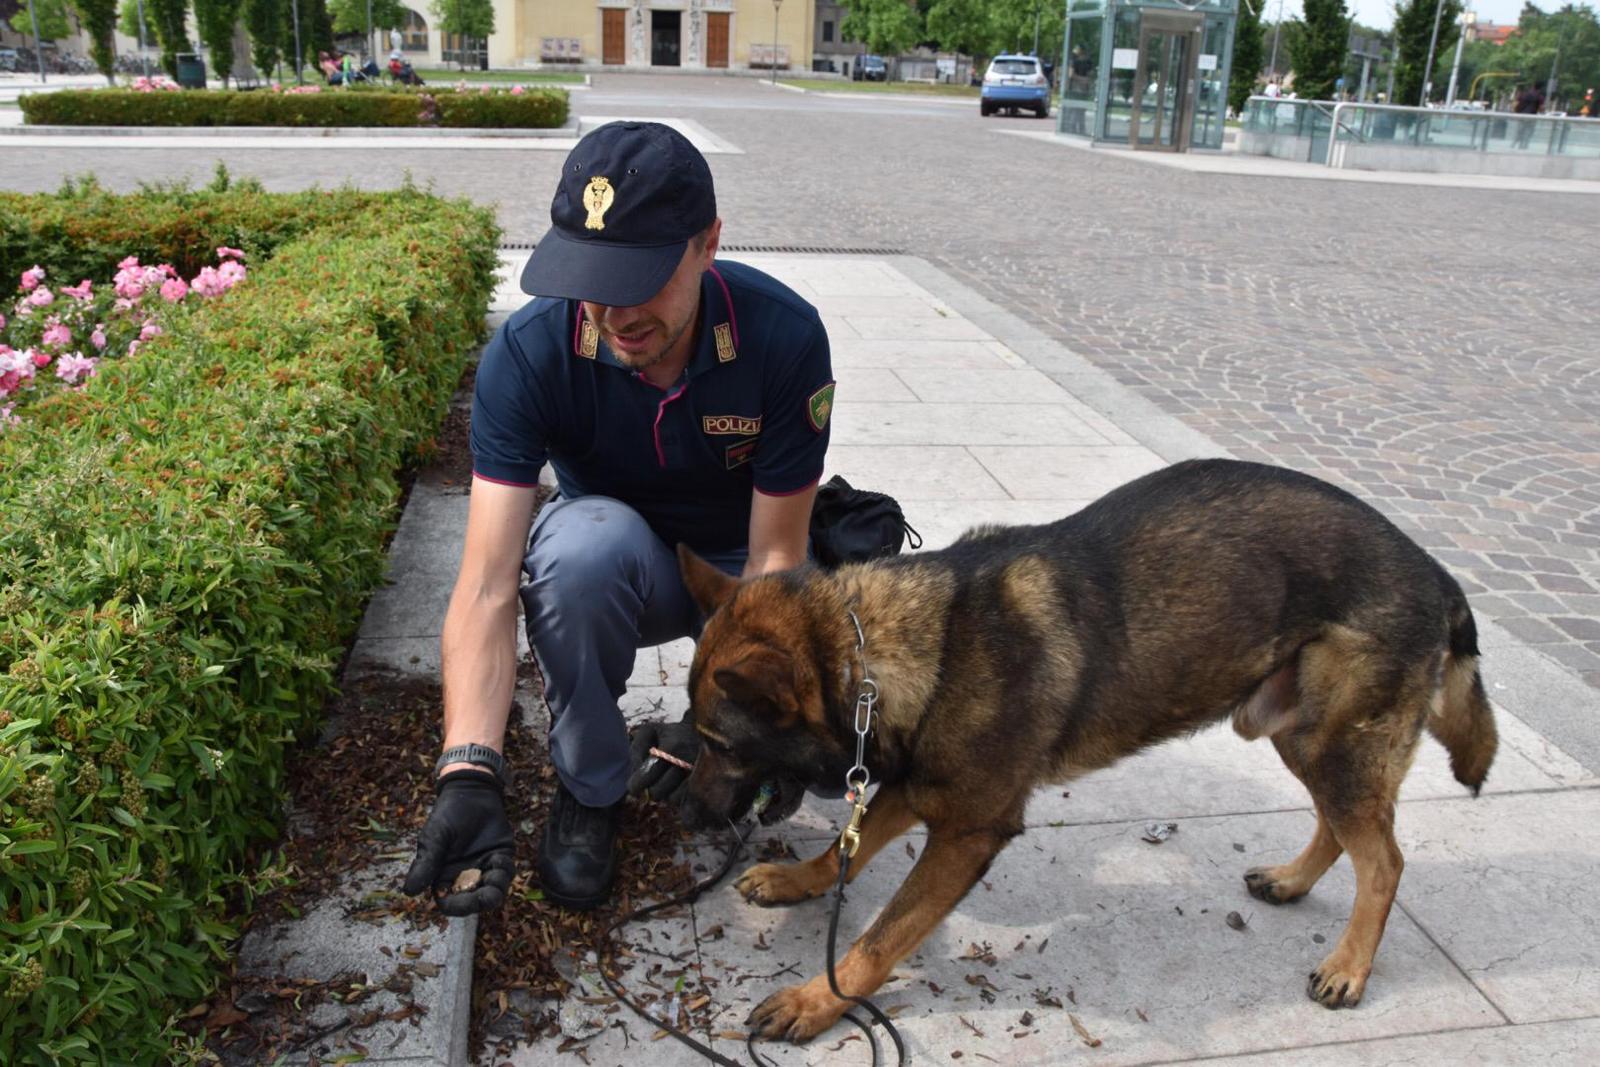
[520,122,718,307]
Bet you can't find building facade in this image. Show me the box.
[2,0,813,76]
[422,0,817,72]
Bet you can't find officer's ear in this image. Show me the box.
[698,219,722,264]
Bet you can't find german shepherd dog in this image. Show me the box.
[674,459,1498,1044]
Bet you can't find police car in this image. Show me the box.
[981,54,1050,118]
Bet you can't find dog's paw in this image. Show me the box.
[1306,954,1368,1009]
[746,977,848,1043]
[1244,865,1307,905]
[735,861,830,907]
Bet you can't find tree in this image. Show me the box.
[925,0,990,62]
[1493,4,1600,110]
[147,0,193,78]
[1231,0,1266,112]
[8,0,73,41]
[1289,0,1349,99]
[1392,0,1463,105]
[328,0,405,38]
[76,0,119,82]
[243,0,284,77]
[433,0,493,68]
[193,0,242,83]
[841,0,923,74]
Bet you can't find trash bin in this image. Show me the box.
[175,52,207,90]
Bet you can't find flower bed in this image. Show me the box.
[2,251,246,429]
[0,176,499,1064]
[18,83,568,129]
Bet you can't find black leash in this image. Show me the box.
[595,819,906,1066]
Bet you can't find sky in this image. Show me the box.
[1256,0,1558,32]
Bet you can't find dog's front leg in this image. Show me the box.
[735,785,916,906]
[747,823,1009,1043]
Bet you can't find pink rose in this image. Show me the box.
[41,321,72,348]
[139,321,163,342]
[0,403,17,428]
[26,288,54,308]
[190,266,224,297]
[217,261,246,289]
[90,325,107,350]
[217,246,245,260]
[117,255,140,270]
[32,349,51,368]
[19,265,45,292]
[511,85,525,95]
[54,352,98,385]
[160,277,188,303]
[62,279,94,300]
[0,312,6,331]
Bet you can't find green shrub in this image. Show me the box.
[18,85,568,128]
[0,181,499,1065]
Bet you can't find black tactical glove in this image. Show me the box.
[402,769,515,916]
[626,719,700,804]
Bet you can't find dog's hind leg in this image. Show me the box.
[735,785,918,907]
[1244,808,1342,904]
[1306,795,1405,1009]
[1261,632,1429,1008]
[747,820,1013,1043]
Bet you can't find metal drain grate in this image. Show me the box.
[499,241,904,255]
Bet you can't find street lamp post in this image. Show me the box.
[291,0,304,84]
[771,0,782,86]
[25,0,46,83]
[1445,7,1469,106]
[367,0,374,65]
[1268,0,1285,79]
[1420,0,1446,106]
[134,0,152,77]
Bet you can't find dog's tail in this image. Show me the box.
[1427,562,1498,795]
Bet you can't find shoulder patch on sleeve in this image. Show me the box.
[806,382,836,432]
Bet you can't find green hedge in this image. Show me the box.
[19,85,568,128]
[0,181,499,1064]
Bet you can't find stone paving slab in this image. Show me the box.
[689,811,1507,1066]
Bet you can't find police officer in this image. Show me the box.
[402,122,834,913]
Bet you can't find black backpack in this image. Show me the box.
[808,476,922,568]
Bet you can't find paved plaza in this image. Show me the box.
[7,73,1598,1065]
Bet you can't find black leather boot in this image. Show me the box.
[536,781,622,910]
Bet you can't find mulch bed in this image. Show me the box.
[186,353,719,1064]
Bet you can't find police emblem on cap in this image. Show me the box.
[582,177,615,231]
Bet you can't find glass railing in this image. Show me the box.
[1242,96,1332,139]
[1328,101,1600,160]
[1242,96,1600,164]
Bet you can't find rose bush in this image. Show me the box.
[1,249,247,428]
[0,179,498,1065]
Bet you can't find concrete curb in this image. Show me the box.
[0,116,581,139]
[444,913,478,1067]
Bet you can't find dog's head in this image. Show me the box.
[674,545,854,830]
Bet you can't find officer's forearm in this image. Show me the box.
[439,579,520,771]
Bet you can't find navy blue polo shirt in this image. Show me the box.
[470,260,834,553]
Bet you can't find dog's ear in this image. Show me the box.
[678,544,739,615]
[714,646,797,721]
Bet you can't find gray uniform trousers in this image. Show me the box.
[519,495,746,807]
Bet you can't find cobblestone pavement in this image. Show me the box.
[4,74,1597,688]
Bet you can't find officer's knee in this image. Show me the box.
[525,497,656,600]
